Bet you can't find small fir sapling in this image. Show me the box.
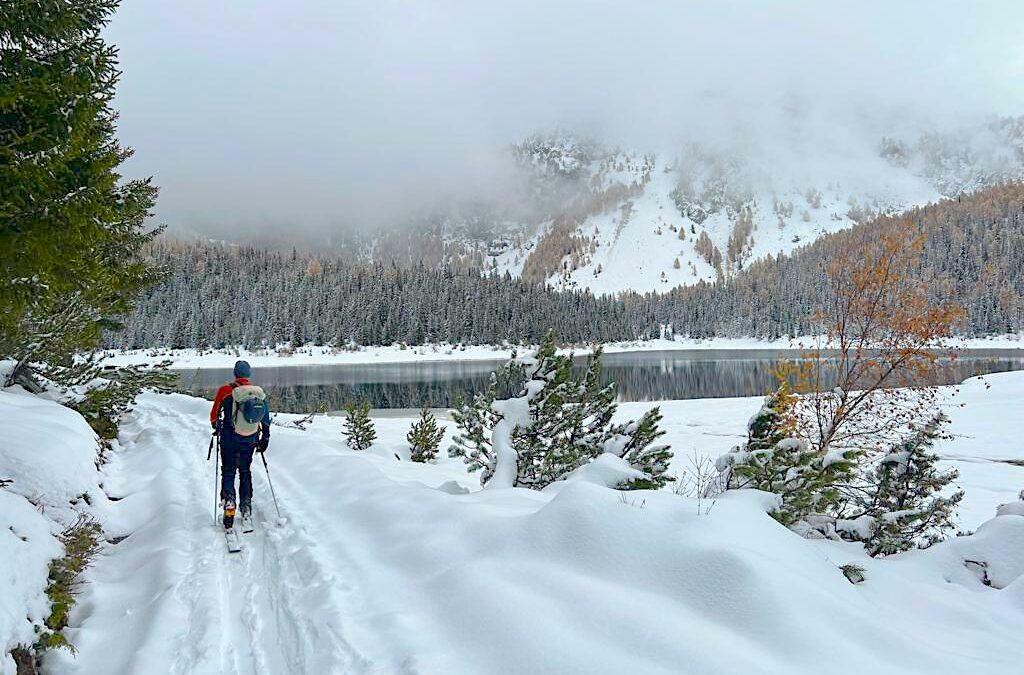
[342,399,376,451]
[408,407,445,463]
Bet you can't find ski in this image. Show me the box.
[225,528,241,553]
[240,511,254,534]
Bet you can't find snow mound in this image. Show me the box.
[0,388,107,669]
[944,513,1024,589]
[996,500,1024,518]
[549,452,645,490]
[0,388,102,521]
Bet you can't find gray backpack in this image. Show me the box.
[230,383,267,437]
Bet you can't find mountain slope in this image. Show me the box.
[434,120,1024,294]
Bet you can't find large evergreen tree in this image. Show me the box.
[1,0,161,384]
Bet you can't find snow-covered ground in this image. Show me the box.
[100,335,1024,370]
[3,373,1024,674]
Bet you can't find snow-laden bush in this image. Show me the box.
[67,361,176,440]
[719,390,965,554]
[855,413,964,556]
[449,376,502,483]
[606,407,673,490]
[450,334,671,490]
[717,385,858,527]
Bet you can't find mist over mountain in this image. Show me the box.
[108,0,1024,249]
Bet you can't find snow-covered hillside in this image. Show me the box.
[408,121,1024,295]
[4,373,1024,674]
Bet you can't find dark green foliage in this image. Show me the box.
[717,386,858,526]
[449,374,502,482]
[564,348,619,467]
[408,407,444,462]
[69,361,175,440]
[342,400,376,451]
[615,407,673,490]
[39,516,102,655]
[862,413,964,557]
[512,332,581,488]
[0,0,161,385]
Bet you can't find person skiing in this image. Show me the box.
[210,360,271,532]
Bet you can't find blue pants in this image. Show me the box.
[220,440,255,505]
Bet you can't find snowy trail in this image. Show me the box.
[162,404,377,675]
[53,396,384,675]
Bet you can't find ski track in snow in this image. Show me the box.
[110,404,376,675]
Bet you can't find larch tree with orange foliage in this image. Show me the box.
[720,227,968,550]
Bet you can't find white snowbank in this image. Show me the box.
[0,388,106,672]
[0,388,103,520]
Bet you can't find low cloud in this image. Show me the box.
[107,0,1024,237]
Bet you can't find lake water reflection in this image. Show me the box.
[175,349,1024,413]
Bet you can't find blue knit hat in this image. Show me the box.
[233,360,252,379]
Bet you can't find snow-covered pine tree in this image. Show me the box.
[860,413,964,556]
[716,385,858,527]
[556,347,618,480]
[510,332,577,488]
[342,400,376,451]
[608,407,673,490]
[408,407,444,463]
[449,379,501,483]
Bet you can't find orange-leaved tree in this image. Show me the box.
[786,227,965,463]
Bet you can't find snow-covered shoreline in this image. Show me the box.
[101,335,1024,370]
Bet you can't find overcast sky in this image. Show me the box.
[107,1,1024,236]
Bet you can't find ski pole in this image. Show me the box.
[259,452,282,520]
[212,433,219,526]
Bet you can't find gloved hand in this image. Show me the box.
[257,437,269,453]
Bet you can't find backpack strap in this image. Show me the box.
[221,381,241,431]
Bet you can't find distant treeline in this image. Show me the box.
[108,185,1024,350]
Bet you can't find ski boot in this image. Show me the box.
[239,501,254,534]
[223,498,237,530]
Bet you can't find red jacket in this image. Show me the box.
[210,377,251,426]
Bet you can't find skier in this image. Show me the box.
[210,360,271,533]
